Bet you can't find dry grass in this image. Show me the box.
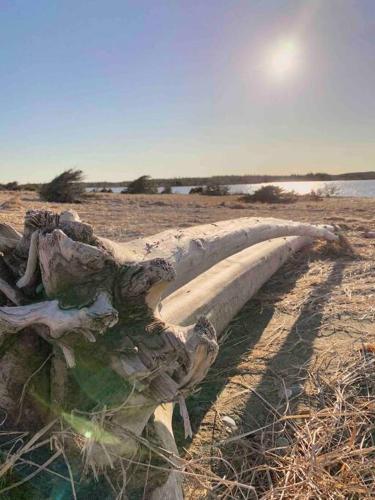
[1,346,373,499]
[0,190,374,241]
[182,239,374,498]
[7,348,368,499]
[182,349,375,499]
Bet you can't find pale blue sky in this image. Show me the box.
[1,0,374,182]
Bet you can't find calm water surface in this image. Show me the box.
[88,179,375,198]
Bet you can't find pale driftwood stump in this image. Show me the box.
[0,210,341,498]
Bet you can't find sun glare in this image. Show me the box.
[266,39,301,82]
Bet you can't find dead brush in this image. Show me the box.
[183,349,375,499]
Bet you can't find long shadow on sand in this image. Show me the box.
[241,258,346,429]
[176,252,347,444]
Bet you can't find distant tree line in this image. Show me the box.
[153,171,375,187]
[1,170,374,195]
[0,168,372,204]
[82,170,375,189]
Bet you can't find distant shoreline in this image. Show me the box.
[83,171,375,188]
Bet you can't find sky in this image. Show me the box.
[1,0,374,183]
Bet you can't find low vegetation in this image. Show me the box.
[242,185,297,204]
[315,184,341,198]
[189,186,204,194]
[39,169,85,203]
[189,184,229,196]
[125,175,157,194]
[205,184,230,196]
[124,170,375,189]
[0,181,20,191]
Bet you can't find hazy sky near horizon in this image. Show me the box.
[1,0,374,183]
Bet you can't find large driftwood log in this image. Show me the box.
[160,235,312,331]
[101,217,338,296]
[0,209,343,498]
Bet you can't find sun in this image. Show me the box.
[266,39,301,82]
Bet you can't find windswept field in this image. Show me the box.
[1,190,374,498]
[1,190,374,239]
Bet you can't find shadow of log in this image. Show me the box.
[178,248,347,449]
[191,258,348,500]
[175,249,315,442]
[241,258,346,430]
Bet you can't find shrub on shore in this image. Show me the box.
[316,184,341,198]
[205,184,229,196]
[303,189,323,201]
[300,184,341,201]
[20,183,38,191]
[242,185,297,204]
[39,169,85,203]
[189,184,229,196]
[126,175,157,194]
[0,181,20,191]
[189,186,204,194]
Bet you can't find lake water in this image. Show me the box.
[88,179,375,198]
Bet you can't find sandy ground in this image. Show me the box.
[1,190,374,240]
[1,190,374,495]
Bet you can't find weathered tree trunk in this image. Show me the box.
[0,210,342,498]
[101,217,337,296]
[160,235,312,330]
